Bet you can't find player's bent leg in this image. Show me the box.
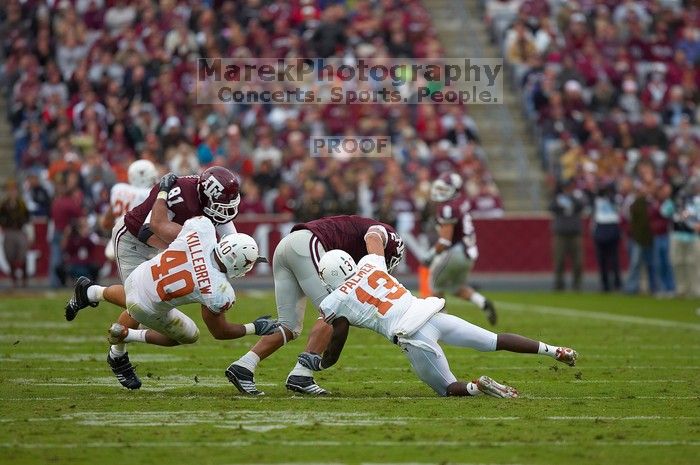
[303,318,333,353]
[285,281,332,394]
[226,326,292,396]
[401,336,457,397]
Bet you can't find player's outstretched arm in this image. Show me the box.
[320,317,350,369]
[200,306,279,340]
[147,174,183,245]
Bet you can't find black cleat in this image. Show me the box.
[483,299,497,326]
[65,276,98,321]
[225,364,264,396]
[285,375,328,395]
[107,352,142,390]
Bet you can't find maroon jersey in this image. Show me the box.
[292,215,404,271]
[124,176,236,239]
[436,194,478,259]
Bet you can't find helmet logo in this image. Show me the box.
[202,176,225,199]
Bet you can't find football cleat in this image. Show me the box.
[65,276,98,321]
[475,375,518,398]
[107,352,141,390]
[225,364,264,396]
[285,375,329,396]
[107,323,128,345]
[482,299,497,325]
[555,347,578,366]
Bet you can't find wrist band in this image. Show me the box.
[438,238,452,247]
[244,323,255,335]
[157,191,168,200]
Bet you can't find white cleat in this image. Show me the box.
[108,323,128,345]
[475,375,519,398]
[555,347,578,367]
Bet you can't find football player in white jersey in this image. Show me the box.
[102,159,159,260]
[298,234,578,398]
[75,204,277,389]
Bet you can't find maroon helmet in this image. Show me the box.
[430,172,463,202]
[198,166,241,224]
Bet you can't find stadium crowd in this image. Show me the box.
[485,0,700,296]
[1,0,504,287]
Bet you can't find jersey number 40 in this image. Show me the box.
[150,250,195,301]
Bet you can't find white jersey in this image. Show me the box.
[127,216,236,314]
[110,183,151,220]
[319,254,445,341]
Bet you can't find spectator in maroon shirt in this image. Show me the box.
[61,216,100,282]
[49,180,84,288]
[272,183,296,219]
[239,182,267,215]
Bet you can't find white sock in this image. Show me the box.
[288,361,313,378]
[470,292,486,309]
[124,329,148,343]
[466,381,482,396]
[235,351,261,373]
[109,344,126,358]
[87,285,106,302]
[538,342,558,359]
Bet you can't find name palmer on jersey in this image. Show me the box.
[319,254,445,341]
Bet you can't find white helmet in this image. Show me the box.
[128,160,158,189]
[214,233,259,279]
[318,249,357,290]
[430,172,463,202]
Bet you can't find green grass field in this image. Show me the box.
[1,290,698,465]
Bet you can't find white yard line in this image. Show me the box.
[498,302,700,331]
[6,376,691,388]
[0,440,697,449]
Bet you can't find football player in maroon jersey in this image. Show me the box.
[424,173,497,325]
[225,215,405,396]
[64,167,242,388]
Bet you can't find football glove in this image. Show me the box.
[159,173,178,193]
[253,315,279,336]
[298,351,324,371]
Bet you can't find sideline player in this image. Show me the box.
[225,215,405,396]
[76,214,277,389]
[296,245,578,397]
[102,160,159,261]
[424,172,497,325]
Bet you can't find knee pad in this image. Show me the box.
[177,326,200,345]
